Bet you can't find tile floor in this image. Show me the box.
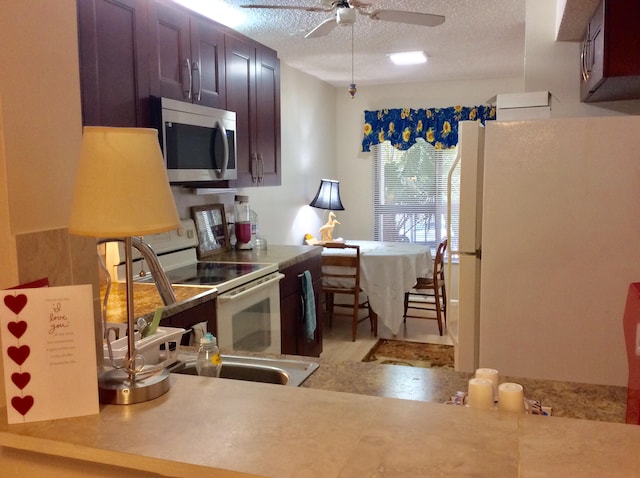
[320,304,454,362]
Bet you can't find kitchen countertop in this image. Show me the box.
[37,246,629,475]
[101,282,217,324]
[1,370,639,477]
[303,359,627,423]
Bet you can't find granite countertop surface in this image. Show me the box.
[101,282,217,324]
[301,359,627,423]
[176,345,625,423]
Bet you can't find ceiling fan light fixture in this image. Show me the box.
[336,7,356,25]
[389,51,428,66]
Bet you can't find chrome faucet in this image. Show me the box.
[98,237,177,306]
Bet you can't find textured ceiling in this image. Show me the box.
[173,0,593,88]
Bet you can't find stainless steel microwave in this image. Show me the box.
[153,97,237,182]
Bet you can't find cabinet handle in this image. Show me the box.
[251,153,258,182]
[192,61,202,102]
[580,40,591,81]
[580,41,587,81]
[183,58,192,100]
[258,153,264,183]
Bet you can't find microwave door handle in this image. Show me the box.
[215,120,229,179]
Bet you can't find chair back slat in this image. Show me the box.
[404,238,447,336]
[321,244,360,292]
[321,243,375,341]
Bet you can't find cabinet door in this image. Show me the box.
[148,0,192,102]
[581,0,640,102]
[279,254,323,357]
[255,46,281,186]
[163,298,217,346]
[77,0,150,127]
[190,17,226,108]
[225,33,257,187]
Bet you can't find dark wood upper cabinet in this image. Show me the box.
[147,0,225,108]
[225,33,281,187]
[225,34,255,185]
[191,16,226,108]
[255,47,281,187]
[77,0,151,126]
[77,0,280,187]
[581,0,640,102]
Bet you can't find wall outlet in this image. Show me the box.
[636,323,640,356]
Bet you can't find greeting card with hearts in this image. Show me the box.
[0,284,99,423]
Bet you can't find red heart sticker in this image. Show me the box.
[11,395,34,416]
[4,294,28,315]
[8,321,27,339]
[11,372,31,390]
[8,345,30,366]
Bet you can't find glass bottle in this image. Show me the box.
[195,332,222,377]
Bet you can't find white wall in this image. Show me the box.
[0,0,82,237]
[238,64,338,245]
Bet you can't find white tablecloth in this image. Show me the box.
[322,241,433,335]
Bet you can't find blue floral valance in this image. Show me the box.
[361,105,496,152]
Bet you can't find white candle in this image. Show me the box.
[498,382,525,413]
[475,368,499,402]
[467,378,494,410]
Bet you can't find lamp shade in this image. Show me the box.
[309,179,345,211]
[69,127,180,237]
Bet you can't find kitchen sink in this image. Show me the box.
[168,354,319,387]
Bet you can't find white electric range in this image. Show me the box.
[104,219,283,353]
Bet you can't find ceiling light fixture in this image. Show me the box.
[389,51,428,66]
[348,24,357,99]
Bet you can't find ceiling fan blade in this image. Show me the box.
[305,17,338,38]
[367,9,445,27]
[241,4,332,12]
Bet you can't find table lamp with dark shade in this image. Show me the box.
[309,179,344,242]
[68,126,180,405]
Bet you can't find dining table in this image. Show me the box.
[321,240,433,335]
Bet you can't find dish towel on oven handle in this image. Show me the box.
[300,270,316,341]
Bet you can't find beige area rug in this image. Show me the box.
[362,339,454,369]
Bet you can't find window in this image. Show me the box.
[372,139,460,256]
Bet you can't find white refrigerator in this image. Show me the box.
[451,117,640,387]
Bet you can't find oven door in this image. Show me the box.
[216,272,284,354]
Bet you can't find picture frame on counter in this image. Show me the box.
[191,204,230,259]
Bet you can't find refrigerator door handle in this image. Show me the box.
[455,249,482,259]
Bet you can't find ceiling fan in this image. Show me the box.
[240,0,445,38]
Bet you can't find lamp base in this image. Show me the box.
[98,368,171,405]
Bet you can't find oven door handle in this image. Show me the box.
[217,273,284,303]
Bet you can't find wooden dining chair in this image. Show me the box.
[321,243,376,342]
[403,238,448,335]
